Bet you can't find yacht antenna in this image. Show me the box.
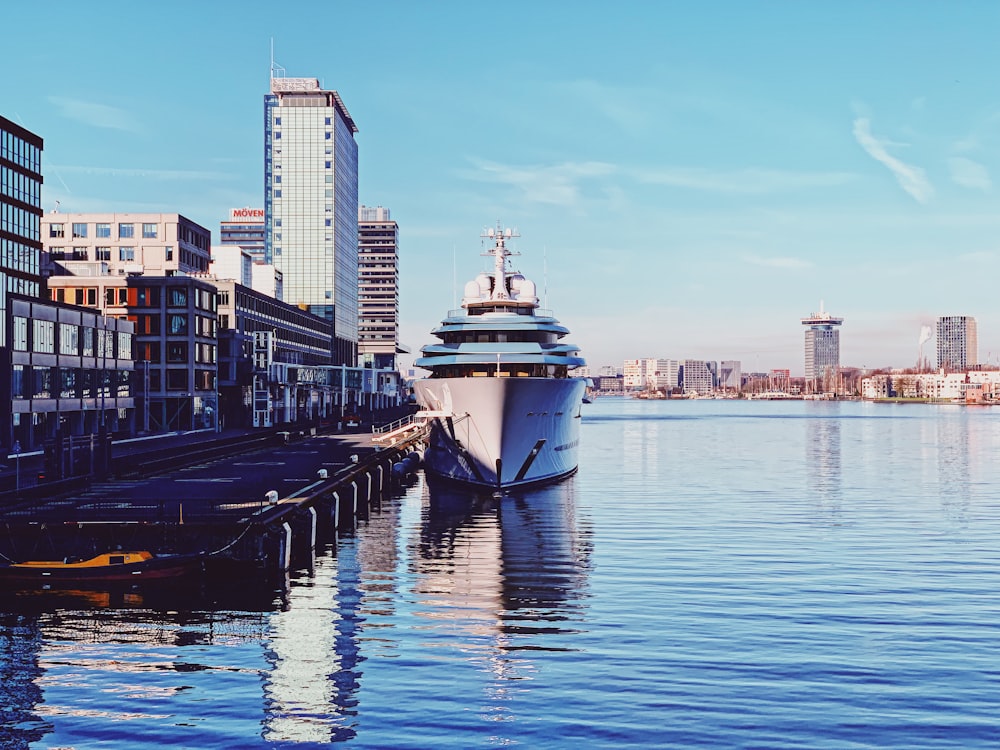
[543,245,548,308]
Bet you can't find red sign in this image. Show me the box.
[229,208,264,221]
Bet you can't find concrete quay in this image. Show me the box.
[0,422,428,581]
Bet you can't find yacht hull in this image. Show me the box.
[414,377,586,489]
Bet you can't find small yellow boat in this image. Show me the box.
[1,550,204,583]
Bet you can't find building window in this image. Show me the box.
[32,319,54,353]
[59,323,78,355]
[33,367,52,399]
[142,223,157,238]
[169,288,187,307]
[82,327,94,357]
[167,342,187,363]
[119,247,135,262]
[137,286,160,306]
[49,248,66,260]
[168,314,188,335]
[60,368,77,399]
[165,246,173,261]
[96,223,111,238]
[11,365,24,400]
[96,247,111,261]
[49,223,64,238]
[72,247,88,261]
[71,222,87,238]
[118,223,134,239]
[166,369,187,390]
[13,317,28,351]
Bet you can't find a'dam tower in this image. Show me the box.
[802,302,843,392]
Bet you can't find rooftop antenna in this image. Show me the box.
[270,38,285,79]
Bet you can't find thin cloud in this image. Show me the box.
[48,96,139,132]
[462,159,615,206]
[852,117,933,203]
[563,79,650,135]
[634,167,855,194]
[743,255,813,269]
[52,164,233,181]
[948,157,991,190]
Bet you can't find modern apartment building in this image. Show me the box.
[265,75,359,366]
[0,115,44,344]
[681,360,713,395]
[41,213,211,278]
[802,304,843,389]
[937,315,977,371]
[357,205,400,369]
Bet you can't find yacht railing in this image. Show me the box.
[446,307,554,319]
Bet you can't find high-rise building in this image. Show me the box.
[265,75,359,366]
[802,303,843,388]
[937,315,977,371]
[220,207,265,261]
[357,205,400,369]
[0,115,44,341]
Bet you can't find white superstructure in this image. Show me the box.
[413,225,587,490]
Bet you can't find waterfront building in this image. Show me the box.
[936,316,977,371]
[41,213,211,278]
[357,205,402,369]
[219,207,265,262]
[622,359,644,389]
[654,359,680,392]
[624,358,661,390]
[595,374,624,393]
[681,360,713,395]
[4,294,134,451]
[265,75,359,366]
[801,303,843,392]
[719,360,741,391]
[215,278,337,428]
[45,271,217,433]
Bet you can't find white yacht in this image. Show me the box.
[413,225,587,490]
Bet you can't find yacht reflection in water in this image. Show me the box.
[412,475,593,715]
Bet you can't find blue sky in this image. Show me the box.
[5,1,1000,374]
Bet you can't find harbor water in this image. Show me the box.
[4,398,1000,748]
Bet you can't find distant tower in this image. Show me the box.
[936,316,977,371]
[801,302,843,391]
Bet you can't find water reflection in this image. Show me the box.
[806,405,842,518]
[407,476,592,731]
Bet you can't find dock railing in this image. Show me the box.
[371,411,450,448]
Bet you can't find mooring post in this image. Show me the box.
[278,522,292,572]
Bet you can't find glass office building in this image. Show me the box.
[264,77,359,366]
[0,115,43,347]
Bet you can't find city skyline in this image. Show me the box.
[5,3,1000,375]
